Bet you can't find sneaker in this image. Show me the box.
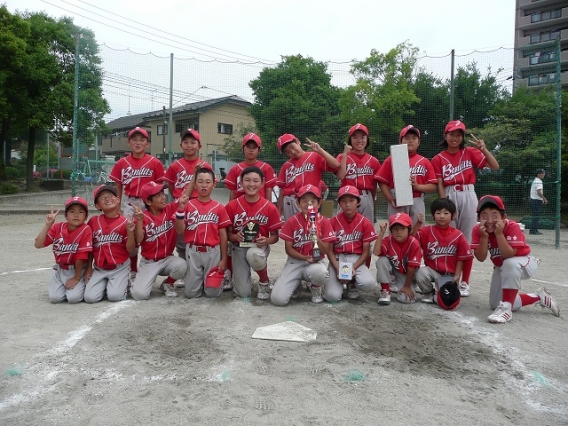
[291,283,303,299]
[378,289,391,305]
[346,283,359,300]
[389,275,398,293]
[310,285,323,303]
[160,282,178,297]
[536,287,560,317]
[174,279,185,288]
[257,282,270,300]
[221,271,233,291]
[421,292,435,304]
[488,301,512,324]
[459,282,470,297]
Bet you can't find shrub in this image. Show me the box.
[0,183,20,194]
[5,167,21,179]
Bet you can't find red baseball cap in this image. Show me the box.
[444,120,466,134]
[277,133,297,152]
[337,185,361,201]
[205,267,225,289]
[93,184,118,203]
[349,123,369,137]
[476,195,505,213]
[242,132,262,148]
[65,196,89,214]
[140,181,165,204]
[128,127,149,140]
[296,184,321,199]
[181,128,201,143]
[389,212,412,228]
[399,125,421,141]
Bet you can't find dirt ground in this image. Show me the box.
[0,210,567,426]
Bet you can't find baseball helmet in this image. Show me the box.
[437,281,461,310]
[205,267,225,289]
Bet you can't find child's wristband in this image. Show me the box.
[176,212,185,220]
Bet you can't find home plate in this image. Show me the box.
[251,321,317,342]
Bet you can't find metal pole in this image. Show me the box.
[162,105,166,163]
[167,53,174,166]
[95,130,99,162]
[46,131,50,180]
[449,49,455,121]
[72,35,80,196]
[554,38,562,249]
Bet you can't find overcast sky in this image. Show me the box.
[10,0,515,62]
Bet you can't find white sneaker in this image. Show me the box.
[459,281,470,297]
[488,301,512,324]
[378,289,391,305]
[257,282,270,300]
[160,282,178,297]
[174,279,185,288]
[221,271,233,291]
[346,283,359,300]
[389,275,398,293]
[421,292,435,304]
[310,285,323,303]
[536,287,560,317]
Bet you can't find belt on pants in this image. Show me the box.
[450,184,475,192]
[188,244,214,253]
[98,262,125,271]
[360,190,372,195]
[58,263,74,270]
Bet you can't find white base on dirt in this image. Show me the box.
[251,321,317,342]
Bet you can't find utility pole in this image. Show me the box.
[162,105,167,163]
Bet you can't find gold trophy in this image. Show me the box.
[240,221,260,247]
[308,201,322,261]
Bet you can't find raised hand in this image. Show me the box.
[304,138,322,153]
[129,203,144,221]
[467,134,486,151]
[45,206,60,226]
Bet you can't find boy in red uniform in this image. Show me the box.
[130,181,190,300]
[175,165,230,298]
[327,186,378,300]
[84,185,136,303]
[414,197,473,307]
[109,127,165,277]
[225,166,283,300]
[275,134,339,221]
[336,123,381,223]
[431,120,499,297]
[271,184,337,306]
[375,124,437,225]
[471,195,560,324]
[34,197,93,303]
[373,212,422,306]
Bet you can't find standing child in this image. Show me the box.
[34,197,93,303]
[327,186,378,300]
[161,128,212,260]
[471,195,560,324]
[130,181,189,300]
[375,124,437,225]
[336,123,381,223]
[275,134,339,221]
[84,185,136,303]
[225,166,283,300]
[175,165,230,298]
[431,120,499,297]
[413,198,473,307]
[109,127,165,278]
[373,213,422,306]
[271,184,336,306]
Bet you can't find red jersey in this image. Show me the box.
[161,158,212,199]
[180,199,230,246]
[44,222,92,265]
[375,153,437,197]
[336,152,380,191]
[224,161,277,199]
[329,212,377,255]
[471,220,531,267]
[416,225,473,275]
[276,152,337,196]
[109,154,165,197]
[377,235,422,274]
[431,147,487,187]
[280,212,336,257]
[139,202,179,260]
[88,215,131,268]
[225,196,283,238]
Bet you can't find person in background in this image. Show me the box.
[529,169,547,235]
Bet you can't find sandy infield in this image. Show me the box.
[0,211,566,425]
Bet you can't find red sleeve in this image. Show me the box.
[279,217,297,242]
[218,204,231,229]
[109,158,125,183]
[152,158,165,181]
[406,237,422,268]
[362,218,378,242]
[44,222,59,247]
[456,233,474,261]
[263,164,277,188]
[468,147,488,169]
[374,157,393,185]
[319,217,337,242]
[431,154,442,178]
[267,204,284,231]
[224,164,240,190]
[470,225,481,249]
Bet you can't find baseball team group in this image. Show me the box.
[35,120,560,324]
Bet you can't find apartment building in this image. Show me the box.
[514,0,568,90]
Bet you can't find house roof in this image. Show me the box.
[105,95,251,130]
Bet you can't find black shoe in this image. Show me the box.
[529,231,543,235]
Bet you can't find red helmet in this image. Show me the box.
[205,267,225,289]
